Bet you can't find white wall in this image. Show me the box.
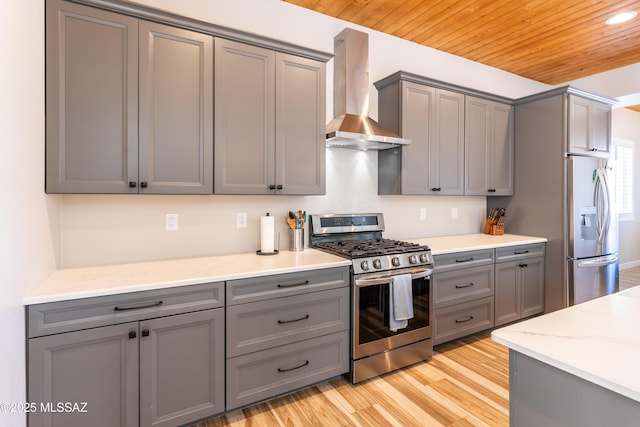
[612,108,640,268]
[1,1,58,425]
[58,0,550,268]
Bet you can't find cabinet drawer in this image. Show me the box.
[495,243,545,262]
[433,297,494,345]
[433,249,494,272]
[433,264,494,308]
[27,282,224,338]
[226,330,349,410]
[226,267,349,306]
[226,287,349,357]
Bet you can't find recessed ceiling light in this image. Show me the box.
[606,11,637,25]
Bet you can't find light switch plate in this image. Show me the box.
[236,212,247,228]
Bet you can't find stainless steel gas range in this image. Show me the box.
[309,213,434,383]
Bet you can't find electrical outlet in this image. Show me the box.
[451,207,458,219]
[419,208,427,220]
[165,213,178,231]
[236,212,247,228]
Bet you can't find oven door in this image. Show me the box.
[353,268,433,360]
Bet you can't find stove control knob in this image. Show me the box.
[360,260,370,271]
[408,255,418,264]
[419,254,429,263]
[392,257,401,267]
[373,259,382,269]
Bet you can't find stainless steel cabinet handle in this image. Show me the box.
[114,300,163,311]
[277,360,309,373]
[277,314,310,324]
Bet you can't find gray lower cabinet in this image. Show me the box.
[433,243,546,344]
[465,96,514,196]
[214,38,326,195]
[27,282,225,427]
[45,0,213,194]
[494,244,546,326]
[432,249,495,345]
[377,79,465,195]
[225,267,350,410]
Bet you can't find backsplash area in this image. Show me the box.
[58,149,485,268]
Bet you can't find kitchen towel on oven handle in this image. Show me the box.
[389,274,414,332]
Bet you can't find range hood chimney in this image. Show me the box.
[326,28,410,150]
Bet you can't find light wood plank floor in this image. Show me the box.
[620,265,640,291]
[191,332,509,427]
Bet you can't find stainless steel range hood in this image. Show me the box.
[326,28,410,150]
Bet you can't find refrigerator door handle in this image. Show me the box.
[594,167,611,244]
[576,254,619,268]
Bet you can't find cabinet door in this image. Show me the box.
[276,53,326,194]
[138,21,213,194]
[214,38,275,194]
[495,260,520,326]
[521,256,545,318]
[432,89,465,195]
[46,0,138,193]
[400,81,436,194]
[465,97,491,195]
[465,96,514,195]
[490,102,514,195]
[568,94,591,154]
[590,101,611,154]
[28,322,139,427]
[140,309,225,427]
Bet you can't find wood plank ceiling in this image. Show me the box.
[283,0,640,110]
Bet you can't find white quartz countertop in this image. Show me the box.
[492,286,640,403]
[24,249,350,305]
[25,233,546,306]
[407,233,547,255]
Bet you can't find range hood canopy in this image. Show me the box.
[326,28,410,150]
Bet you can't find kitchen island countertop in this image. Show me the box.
[492,286,640,403]
[25,233,546,305]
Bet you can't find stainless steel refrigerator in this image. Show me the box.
[567,155,619,305]
[488,86,619,312]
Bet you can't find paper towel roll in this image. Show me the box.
[260,214,275,253]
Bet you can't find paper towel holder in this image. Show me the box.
[257,213,279,255]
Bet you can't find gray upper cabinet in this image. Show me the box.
[377,80,464,195]
[465,96,514,196]
[46,0,213,194]
[138,22,213,194]
[568,94,611,156]
[46,0,138,194]
[215,38,326,195]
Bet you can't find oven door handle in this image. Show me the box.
[355,268,433,287]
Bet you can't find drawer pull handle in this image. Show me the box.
[114,300,163,312]
[128,331,137,339]
[278,314,310,324]
[455,315,474,324]
[278,360,309,373]
[455,282,475,289]
[514,250,530,255]
[277,280,310,288]
[141,329,150,337]
[519,263,528,268]
[455,257,474,263]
